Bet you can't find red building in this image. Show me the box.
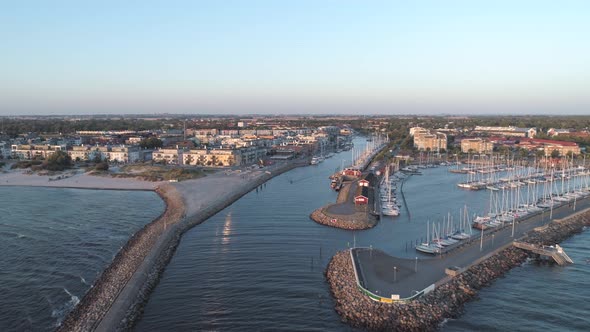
[354,185,370,205]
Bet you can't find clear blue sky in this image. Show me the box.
[1,0,589,115]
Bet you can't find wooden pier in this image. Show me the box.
[513,241,574,265]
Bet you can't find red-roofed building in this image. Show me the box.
[517,138,580,157]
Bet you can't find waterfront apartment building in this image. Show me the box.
[109,146,141,163]
[182,146,267,166]
[518,138,581,157]
[67,145,141,162]
[410,127,447,152]
[11,144,64,159]
[461,138,493,154]
[152,148,183,165]
[182,148,238,166]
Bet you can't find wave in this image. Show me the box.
[52,288,80,327]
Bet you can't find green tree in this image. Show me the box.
[518,148,529,159]
[550,149,560,159]
[139,137,163,149]
[43,150,72,171]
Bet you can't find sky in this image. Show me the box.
[1,0,589,115]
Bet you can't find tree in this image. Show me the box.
[43,150,72,171]
[518,148,529,159]
[535,149,545,160]
[139,137,163,149]
[550,149,560,159]
[185,154,194,165]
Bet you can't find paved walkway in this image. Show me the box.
[326,181,360,215]
[354,197,590,299]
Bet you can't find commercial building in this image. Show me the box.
[473,126,537,138]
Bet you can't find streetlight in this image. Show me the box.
[415,257,418,273]
[492,234,495,247]
[394,266,397,282]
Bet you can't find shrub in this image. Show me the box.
[95,162,109,171]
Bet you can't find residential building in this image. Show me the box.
[517,138,580,157]
[461,138,493,154]
[152,148,183,165]
[11,144,64,159]
[109,146,141,163]
[182,146,267,166]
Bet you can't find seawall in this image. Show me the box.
[58,161,306,331]
[326,208,590,331]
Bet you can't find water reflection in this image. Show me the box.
[222,211,232,246]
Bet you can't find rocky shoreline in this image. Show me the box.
[326,209,590,331]
[58,184,185,332]
[58,161,306,331]
[119,161,306,330]
[310,207,377,230]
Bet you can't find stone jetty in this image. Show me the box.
[310,180,378,230]
[58,161,307,331]
[58,184,184,332]
[326,209,590,331]
[310,207,377,230]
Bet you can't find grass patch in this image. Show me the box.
[111,165,209,182]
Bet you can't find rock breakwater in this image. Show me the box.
[310,207,377,230]
[58,184,184,332]
[326,209,590,331]
[59,161,307,331]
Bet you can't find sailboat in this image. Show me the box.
[416,222,442,254]
[381,164,400,216]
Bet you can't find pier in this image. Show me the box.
[310,141,389,230]
[513,241,574,265]
[350,197,590,302]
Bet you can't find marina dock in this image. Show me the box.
[350,196,590,302]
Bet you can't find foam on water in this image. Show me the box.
[0,187,164,332]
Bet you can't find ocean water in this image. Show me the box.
[136,137,589,331]
[443,228,590,331]
[0,187,164,331]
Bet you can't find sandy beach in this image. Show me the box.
[0,169,160,190]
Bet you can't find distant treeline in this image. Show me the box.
[0,115,589,140]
